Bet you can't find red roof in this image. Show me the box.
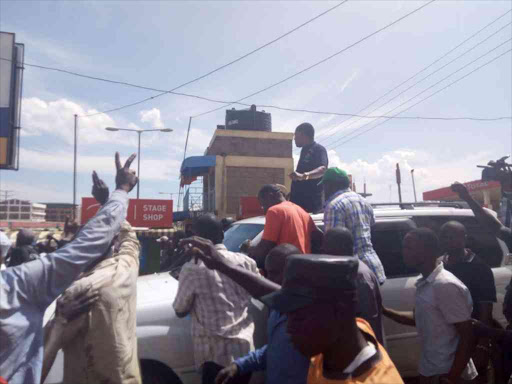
[423,180,500,201]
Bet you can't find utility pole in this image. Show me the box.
[73,114,78,220]
[0,190,15,201]
[396,163,402,203]
[178,117,193,211]
[411,169,418,203]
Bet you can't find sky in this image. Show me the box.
[0,0,511,208]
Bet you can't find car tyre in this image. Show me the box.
[140,359,183,384]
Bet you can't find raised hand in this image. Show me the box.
[179,236,228,271]
[115,152,138,192]
[63,217,80,239]
[451,182,470,201]
[92,171,109,205]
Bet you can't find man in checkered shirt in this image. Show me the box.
[173,214,259,384]
[321,168,386,285]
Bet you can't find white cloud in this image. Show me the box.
[140,108,164,129]
[326,148,493,203]
[21,97,119,145]
[19,148,181,181]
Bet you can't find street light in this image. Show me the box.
[159,192,175,199]
[105,127,173,199]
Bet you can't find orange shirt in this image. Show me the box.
[262,201,315,253]
[308,319,404,384]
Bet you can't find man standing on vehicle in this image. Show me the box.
[247,184,322,268]
[383,228,477,384]
[323,227,385,345]
[439,220,496,383]
[289,123,328,213]
[321,167,386,285]
[173,214,259,384]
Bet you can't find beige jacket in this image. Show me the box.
[61,221,141,384]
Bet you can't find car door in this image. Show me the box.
[372,218,422,378]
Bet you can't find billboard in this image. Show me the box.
[81,198,174,228]
[0,32,24,170]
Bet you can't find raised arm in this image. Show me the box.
[7,153,138,310]
[182,237,281,298]
[451,182,512,242]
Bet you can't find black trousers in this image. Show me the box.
[201,361,252,384]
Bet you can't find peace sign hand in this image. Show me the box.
[115,152,138,192]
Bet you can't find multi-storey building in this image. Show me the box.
[0,199,46,222]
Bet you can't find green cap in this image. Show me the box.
[318,167,349,185]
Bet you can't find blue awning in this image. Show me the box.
[180,155,216,178]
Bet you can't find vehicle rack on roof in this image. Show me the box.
[371,201,469,210]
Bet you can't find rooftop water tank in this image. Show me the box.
[225,105,272,132]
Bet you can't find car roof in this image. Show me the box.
[234,207,489,225]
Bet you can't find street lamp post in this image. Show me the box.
[105,127,173,199]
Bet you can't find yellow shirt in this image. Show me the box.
[308,318,404,384]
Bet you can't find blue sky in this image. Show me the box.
[0,1,511,206]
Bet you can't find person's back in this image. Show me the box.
[323,227,384,345]
[62,221,141,384]
[173,214,259,383]
[324,187,385,284]
[263,201,314,254]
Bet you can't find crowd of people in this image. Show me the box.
[1,123,512,384]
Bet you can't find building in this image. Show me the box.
[44,203,78,222]
[180,106,294,219]
[0,199,46,222]
[423,179,502,210]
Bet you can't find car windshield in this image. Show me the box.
[223,224,264,252]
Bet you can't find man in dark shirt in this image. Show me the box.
[289,123,328,213]
[439,220,497,383]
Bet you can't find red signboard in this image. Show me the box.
[81,198,173,228]
[423,180,501,201]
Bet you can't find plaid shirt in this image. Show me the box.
[324,189,386,284]
[173,244,259,370]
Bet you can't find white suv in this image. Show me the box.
[44,204,512,383]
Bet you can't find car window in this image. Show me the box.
[223,224,265,252]
[412,216,504,267]
[372,223,418,279]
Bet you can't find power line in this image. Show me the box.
[317,18,512,145]
[2,56,510,122]
[192,0,437,118]
[315,8,512,142]
[83,1,347,117]
[328,48,512,150]
[325,38,512,148]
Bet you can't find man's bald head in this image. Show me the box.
[439,220,467,254]
[265,243,301,284]
[17,229,35,247]
[323,227,354,256]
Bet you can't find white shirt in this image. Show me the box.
[414,262,477,379]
